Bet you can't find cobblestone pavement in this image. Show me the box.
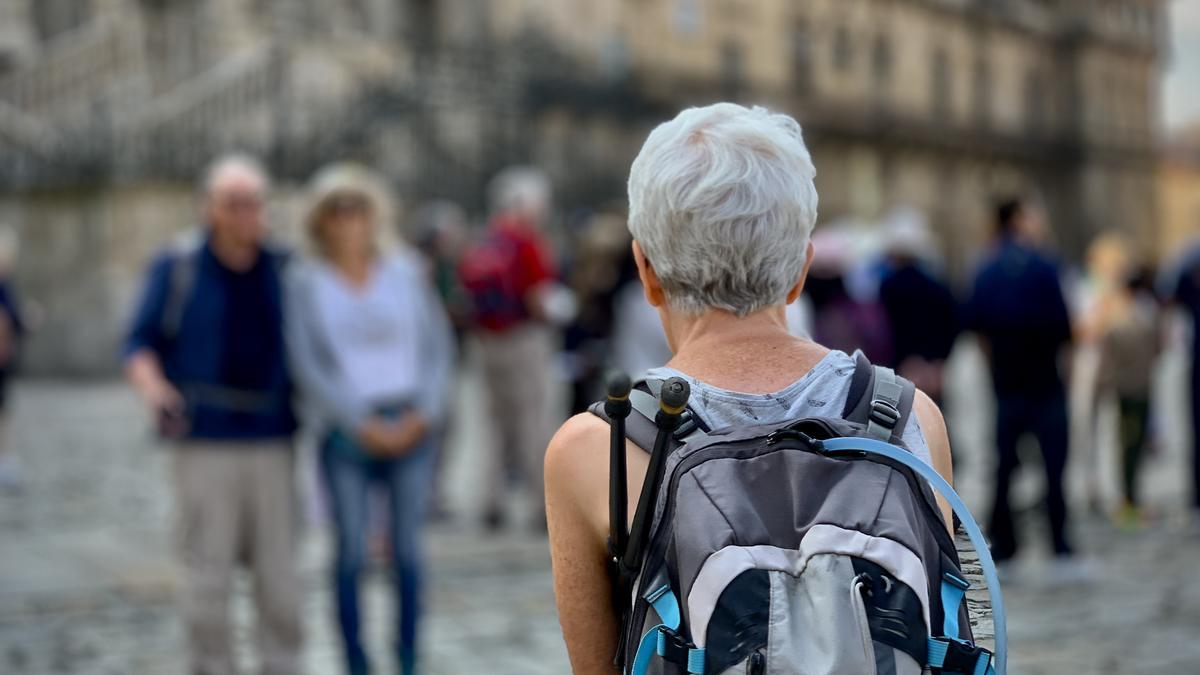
[3,345,1200,674]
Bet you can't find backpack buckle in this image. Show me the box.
[656,627,701,671]
[673,411,698,440]
[929,636,992,674]
[869,399,901,430]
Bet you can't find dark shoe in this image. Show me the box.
[483,507,505,532]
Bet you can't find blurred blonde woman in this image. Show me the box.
[1080,234,1161,526]
[285,164,454,675]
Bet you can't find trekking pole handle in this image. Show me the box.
[658,377,690,417]
[623,377,692,574]
[605,371,633,560]
[605,371,633,417]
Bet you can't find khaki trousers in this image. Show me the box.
[173,441,301,675]
[476,324,556,520]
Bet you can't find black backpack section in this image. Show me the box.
[588,350,917,670]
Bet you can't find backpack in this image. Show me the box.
[457,231,529,330]
[590,352,1005,675]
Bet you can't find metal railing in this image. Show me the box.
[0,16,142,122]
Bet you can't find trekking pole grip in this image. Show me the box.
[657,377,690,427]
[605,371,633,419]
[605,371,633,560]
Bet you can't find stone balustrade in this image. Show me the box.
[0,16,142,123]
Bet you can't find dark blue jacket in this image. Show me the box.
[123,236,296,440]
[966,239,1073,397]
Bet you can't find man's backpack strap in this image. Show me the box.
[842,350,916,444]
[161,242,202,343]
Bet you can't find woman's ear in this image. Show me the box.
[633,240,667,308]
[785,240,815,304]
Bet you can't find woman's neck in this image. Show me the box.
[331,250,374,287]
[664,305,827,392]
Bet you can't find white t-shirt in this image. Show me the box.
[313,259,422,410]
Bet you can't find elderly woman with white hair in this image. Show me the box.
[544,104,954,673]
[285,164,454,675]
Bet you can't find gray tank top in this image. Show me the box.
[645,349,933,466]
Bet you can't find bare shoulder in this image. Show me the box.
[910,389,954,527]
[911,390,948,447]
[544,413,612,534]
[545,412,611,477]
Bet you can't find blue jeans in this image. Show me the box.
[321,429,434,675]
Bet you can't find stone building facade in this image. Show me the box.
[0,0,1167,374]
[1159,125,1200,261]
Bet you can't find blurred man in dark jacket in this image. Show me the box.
[967,197,1076,573]
[123,155,300,675]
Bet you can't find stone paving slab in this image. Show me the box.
[3,364,1200,674]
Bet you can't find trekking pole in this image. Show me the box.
[605,371,633,558]
[622,376,690,574]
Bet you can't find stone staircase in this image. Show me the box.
[116,44,284,178]
[0,12,610,203]
[0,15,144,125]
[0,15,145,183]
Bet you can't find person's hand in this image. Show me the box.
[357,413,429,457]
[393,411,429,454]
[145,379,187,438]
[358,417,400,456]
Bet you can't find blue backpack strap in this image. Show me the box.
[820,436,1007,675]
[941,571,970,639]
[630,584,705,675]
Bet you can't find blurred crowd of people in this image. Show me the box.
[0,148,1197,674]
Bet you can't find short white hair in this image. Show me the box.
[202,153,269,197]
[628,103,819,316]
[489,166,551,214]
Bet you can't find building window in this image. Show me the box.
[871,34,892,94]
[931,47,951,118]
[833,25,853,72]
[673,0,704,37]
[972,58,992,127]
[791,21,812,94]
[33,0,92,42]
[1024,69,1046,134]
[721,41,744,100]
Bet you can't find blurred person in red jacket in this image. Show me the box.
[458,167,569,531]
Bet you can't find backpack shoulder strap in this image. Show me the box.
[160,236,204,343]
[842,350,916,444]
[588,377,709,452]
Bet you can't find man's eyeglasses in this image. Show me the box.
[216,193,264,213]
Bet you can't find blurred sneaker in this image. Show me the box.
[483,507,505,533]
[1113,503,1143,532]
[0,455,22,490]
[1043,555,1099,587]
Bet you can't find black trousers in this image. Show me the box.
[987,390,1072,561]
